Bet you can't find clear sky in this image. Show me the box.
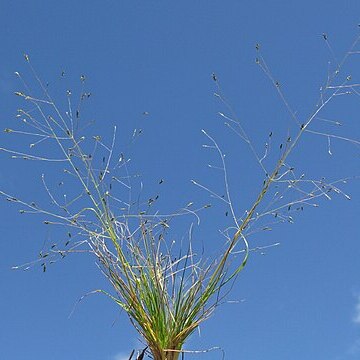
[0,1,359,360]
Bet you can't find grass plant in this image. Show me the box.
[1,33,360,359]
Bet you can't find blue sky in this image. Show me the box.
[0,1,359,359]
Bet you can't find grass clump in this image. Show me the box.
[2,32,360,359]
